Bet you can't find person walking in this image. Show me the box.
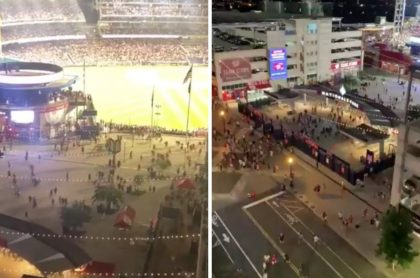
[322,211,328,224]
[363,208,368,220]
[348,214,353,225]
[338,211,343,221]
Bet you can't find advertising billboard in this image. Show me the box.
[269,48,288,80]
[219,58,252,82]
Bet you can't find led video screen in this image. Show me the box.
[11,110,34,124]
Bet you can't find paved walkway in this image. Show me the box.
[0,134,205,275]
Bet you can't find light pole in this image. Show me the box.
[391,62,417,207]
[288,157,293,178]
[220,110,225,132]
[123,140,126,162]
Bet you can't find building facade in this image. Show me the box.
[213,17,364,101]
[391,120,420,233]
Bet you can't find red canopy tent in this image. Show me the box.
[175,178,195,189]
[114,206,136,229]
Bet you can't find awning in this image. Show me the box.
[0,213,91,273]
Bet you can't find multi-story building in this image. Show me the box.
[391,120,420,233]
[213,16,364,101]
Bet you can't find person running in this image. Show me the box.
[313,235,320,246]
[283,253,289,263]
[279,233,285,244]
[297,231,303,245]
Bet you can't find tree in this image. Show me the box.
[376,207,418,270]
[61,201,91,230]
[343,75,359,91]
[92,186,123,212]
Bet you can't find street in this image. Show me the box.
[214,190,387,278]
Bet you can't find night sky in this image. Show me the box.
[327,0,420,23]
[260,0,420,23]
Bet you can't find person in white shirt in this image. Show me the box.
[313,235,320,245]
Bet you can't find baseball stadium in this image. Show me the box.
[0,0,208,278]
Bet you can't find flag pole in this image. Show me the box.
[185,65,193,144]
[151,84,155,139]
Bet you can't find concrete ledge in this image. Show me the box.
[292,148,383,213]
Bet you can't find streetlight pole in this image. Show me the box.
[220,110,225,133]
[288,157,293,178]
[123,140,126,162]
[391,63,415,207]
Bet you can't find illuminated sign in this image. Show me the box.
[331,60,361,72]
[219,58,252,82]
[268,48,288,80]
[321,91,359,109]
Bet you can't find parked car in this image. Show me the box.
[237,0,258,12]
[403,176,420,196]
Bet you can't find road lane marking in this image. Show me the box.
[222,233,231,243]
[242,191,286,209]
[242,208,300,277]
[289,207,305,214]
[282,200,302,204]
[277,201,363,278]
[213,231,234,264]
[266,201,344,278]
[214,211,262,278]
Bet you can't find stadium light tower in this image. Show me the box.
[394,0,407,34]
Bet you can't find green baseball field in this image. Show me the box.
[64,65,208,130]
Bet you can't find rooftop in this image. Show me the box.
[212,11,331,25]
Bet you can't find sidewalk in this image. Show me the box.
[282,151,420,278]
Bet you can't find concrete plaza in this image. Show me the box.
[0,133,206,276]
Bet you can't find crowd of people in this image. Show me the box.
[99,23,207,36]
[102,122,207,138]
[100,3,207,17]
[3,39,208,66]
[2,23,86,42]
[0,0,84,23]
